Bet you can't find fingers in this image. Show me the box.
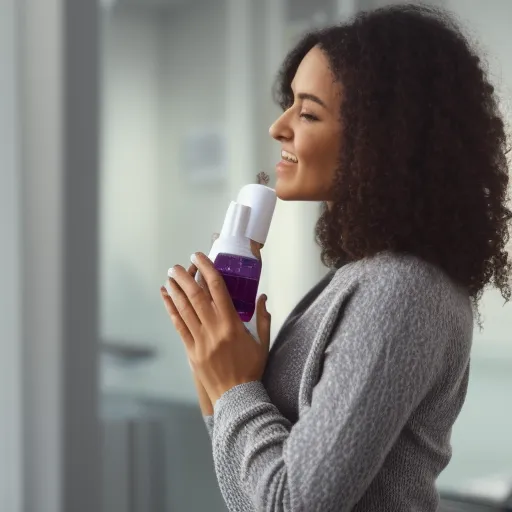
[166,270,205,337]
[190,261,214,303]
[168,264,216,326]
[190,252,235,318]
[187,263,198,278]
[256,294,271,352]
[160,285,195,351]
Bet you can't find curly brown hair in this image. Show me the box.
[273,3,511,304]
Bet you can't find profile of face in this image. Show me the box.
[269,46,343,201]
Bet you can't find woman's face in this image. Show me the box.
[269,46,342,201]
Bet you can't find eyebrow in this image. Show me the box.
[297,92,328,109]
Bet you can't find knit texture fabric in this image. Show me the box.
[204,252,473,511]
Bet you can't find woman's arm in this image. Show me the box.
[199,237,264,438]
[195,372,214,438]
[193,371,214,416]
[210,268,453,512]
[162,264,214,427]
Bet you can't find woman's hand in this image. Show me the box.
[161,262,214,415]
[162,252,271,406]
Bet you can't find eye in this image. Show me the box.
[300,112,319,122]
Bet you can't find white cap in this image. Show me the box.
[236,184,277,245]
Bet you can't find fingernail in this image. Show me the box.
[190,253,198,265]
[168,267,176,278]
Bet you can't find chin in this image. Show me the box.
[275,179,325,202]
[275,180,302,201]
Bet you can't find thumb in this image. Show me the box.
[256,294,271,352]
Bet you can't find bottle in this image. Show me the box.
[206,184,276,323]
[187,183,276,324]
[212,201,261,322]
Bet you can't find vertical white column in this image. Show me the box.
[0,0,22,510]
[20,0,64,510]
[226,0,257,198]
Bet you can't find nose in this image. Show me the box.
[269,111,292,142]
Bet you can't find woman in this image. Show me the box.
[160,4,511,511]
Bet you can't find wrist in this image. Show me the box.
[209,379,259,408]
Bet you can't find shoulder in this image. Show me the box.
[333,251,469,308]
[318,253,474,403]
[329,251,473,348]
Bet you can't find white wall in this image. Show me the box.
[0,0,22,510]
[19,0,65,509]
[100,9,163,347]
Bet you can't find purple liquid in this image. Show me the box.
[214,252,262,322]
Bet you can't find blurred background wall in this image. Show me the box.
[1,0,511,511]
[0,0,22,510]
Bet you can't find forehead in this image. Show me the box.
[291,46,340,102]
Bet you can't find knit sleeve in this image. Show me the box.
[203,415,214,440]
[210,265,452,512]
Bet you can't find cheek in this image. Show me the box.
[297,134,339,188]
[275,127,341,201]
